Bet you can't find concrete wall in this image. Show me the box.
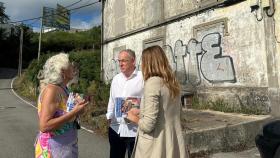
[102,0,280,115]
[164,0,197,19]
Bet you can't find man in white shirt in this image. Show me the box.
[106,49,144,158]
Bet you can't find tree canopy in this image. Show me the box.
[0,3,9,23]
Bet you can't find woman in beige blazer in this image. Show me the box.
[127,45,189,158]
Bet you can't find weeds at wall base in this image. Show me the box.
[191,96,265,115]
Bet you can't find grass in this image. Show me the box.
[13,74,37,102]
[191,96,265,115]
[79,98,109,136]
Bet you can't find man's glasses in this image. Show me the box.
[117,59,130,63]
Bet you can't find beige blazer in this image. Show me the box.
[132,77,188,158]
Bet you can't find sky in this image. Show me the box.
[0,0,102,32]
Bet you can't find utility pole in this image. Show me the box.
[18,26,23,77]
[38,7,43,61]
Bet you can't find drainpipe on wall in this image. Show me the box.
[263,0,279,116]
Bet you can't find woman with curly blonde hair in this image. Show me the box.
[34,53,88,158]
[127,45,188,158]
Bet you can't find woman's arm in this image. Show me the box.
[127,77,161,133]
[39,86,88,132]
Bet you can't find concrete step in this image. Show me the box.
[181,109,272,156]
[210,147,261,158]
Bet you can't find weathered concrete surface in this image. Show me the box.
[103,0,280,115]
[210,147,260,158]
[182,109,272,154]
[272,1,280,117]
[164,0,197,19]
[196,87,271,114]
[103,0,198,39]
[104,1,267,85]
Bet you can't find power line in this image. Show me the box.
[25,18,41,27]
[66,0,83,8]
[6,1,100,24]
[70,0,95,15]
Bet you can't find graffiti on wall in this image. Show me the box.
[164,32,236,85]
[105,32,236,85]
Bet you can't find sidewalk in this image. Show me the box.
[181,109,272,156]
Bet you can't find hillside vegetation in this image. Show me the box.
[13,26,110,135]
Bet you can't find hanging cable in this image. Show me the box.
[26,18,41,27]
[66,0,83,8]
[70,0,96,15]
[4,1,100,24]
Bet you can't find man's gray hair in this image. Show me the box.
[41,53,70,85]
[121,49,135,59]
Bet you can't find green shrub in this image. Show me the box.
[15,49,110,136]
[69,50,101,93]
[25,53,53,86]
[40,26,100,53]
[19,50,101,95]
[13,73,37,100]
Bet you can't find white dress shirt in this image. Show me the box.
[106,70,144,137]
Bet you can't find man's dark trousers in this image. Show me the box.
[108,127,135,158]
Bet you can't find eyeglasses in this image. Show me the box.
[117,59,130,63]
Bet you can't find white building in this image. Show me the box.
[101,0,280,116]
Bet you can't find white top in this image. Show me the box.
[106,70,144,137]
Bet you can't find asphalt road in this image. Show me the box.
[0,68,109,158]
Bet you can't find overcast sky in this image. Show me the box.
[0,0,101,31]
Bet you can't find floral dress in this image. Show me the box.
[35,89,78,158]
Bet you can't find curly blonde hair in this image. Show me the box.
[41,53,70,85]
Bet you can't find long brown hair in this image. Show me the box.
[141,45,180,99]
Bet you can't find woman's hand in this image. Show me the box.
[129,108,140,116]
[126,109,140,124]
[72,99,88,115]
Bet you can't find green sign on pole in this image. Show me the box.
[42,4,70,30]
[42,7,56,28]
[56,4,70,30]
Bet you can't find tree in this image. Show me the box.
[0,2,9,23]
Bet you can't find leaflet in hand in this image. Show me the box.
[115,97,141,118]
[66,92,84,112]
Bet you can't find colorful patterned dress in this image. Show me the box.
[35,90,78,158]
